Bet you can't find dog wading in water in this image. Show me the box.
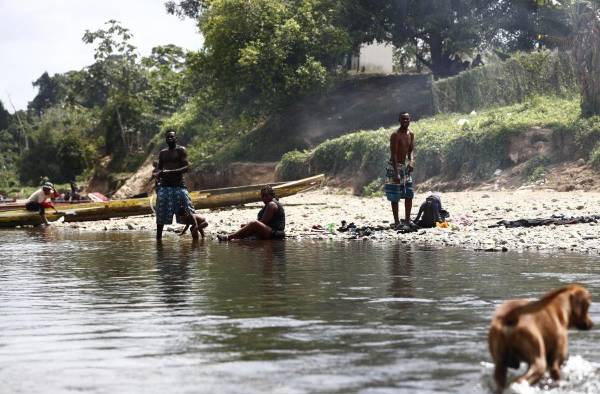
[488,284,593,391]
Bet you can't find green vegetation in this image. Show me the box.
[523,155,550,182]
[3,1,600,195]
[590,143,600,170]
[434,51,578,113]
[277,96,599,191]
[0,20,188,190]
[167,0,570,78]
[362,178,385,198]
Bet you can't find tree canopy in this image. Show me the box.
[165,0,578,79]
[5,1,600,188]
[193,0,350,115]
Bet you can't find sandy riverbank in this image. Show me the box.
[51,188,600,255]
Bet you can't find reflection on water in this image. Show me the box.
[1,229,599,393]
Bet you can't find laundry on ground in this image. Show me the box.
[489,214,600,229]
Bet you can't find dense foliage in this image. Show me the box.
[276,96,593,192]
[1,20,191,188]
[434,50,578,113]
[4,1,600,192]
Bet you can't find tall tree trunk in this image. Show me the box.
[573,5,600,117]
[428,30,445,77]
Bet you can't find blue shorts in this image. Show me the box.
[385,163,414,201]
[155,186,195,225]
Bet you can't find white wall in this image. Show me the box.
[352,42,394,74]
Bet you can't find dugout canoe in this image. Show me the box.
[0,174,324,228]
[0,199,94,212]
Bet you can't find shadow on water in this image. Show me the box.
[155,241,193,307]
[388,246,415,302]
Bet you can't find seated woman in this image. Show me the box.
[217,185,285,241]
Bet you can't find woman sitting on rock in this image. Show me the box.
[217,185,285,241]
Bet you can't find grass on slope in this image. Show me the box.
[277,96,600,190]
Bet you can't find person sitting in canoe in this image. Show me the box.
[217,185,285,241]
[25,182,60,225]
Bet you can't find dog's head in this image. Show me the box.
[569,285,593,330]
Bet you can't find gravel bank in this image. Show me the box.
[53,188,600,255]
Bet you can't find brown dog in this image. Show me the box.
[488,284,593,390]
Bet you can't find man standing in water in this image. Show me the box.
[154,129,199,240]
[388,112,415,229]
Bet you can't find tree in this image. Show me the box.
[0,101,17,188]
[28,72,67,116]
[572,1,600,116]
[0,100,9,131]
[17,108,93,184]
[165,0,207,19]
[332,1,571,77]
[82,20,152,156]
[196,0,351,115]
[142,45,189,115]
[384,1,497,77]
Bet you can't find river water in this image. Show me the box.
[1,229,599,393]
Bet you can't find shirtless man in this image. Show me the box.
[154,129,199,240]
[388,112,415,229]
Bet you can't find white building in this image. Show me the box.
[351,42,394,74]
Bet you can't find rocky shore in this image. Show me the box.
[53,188,600,255]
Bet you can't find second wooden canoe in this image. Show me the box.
[0,174,324,228]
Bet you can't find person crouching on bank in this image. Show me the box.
[26,182,60,225]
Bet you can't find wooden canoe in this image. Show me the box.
[0,199,94,212]
[0,174,324,228]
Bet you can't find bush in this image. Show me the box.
[590,143,600,170]
[277,95,589,193]
[433,51,578,113]
[275,150,310,181]
[16,107,96,185]
[362,178,384,197]
[523,155,550,181]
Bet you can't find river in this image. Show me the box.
[1,229,599,393]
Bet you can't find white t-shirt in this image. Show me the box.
[28,189,51,203]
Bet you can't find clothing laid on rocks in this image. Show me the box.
[489,214,600,228]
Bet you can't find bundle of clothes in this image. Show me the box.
[489,214,600,229]
[335,194,451,235]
